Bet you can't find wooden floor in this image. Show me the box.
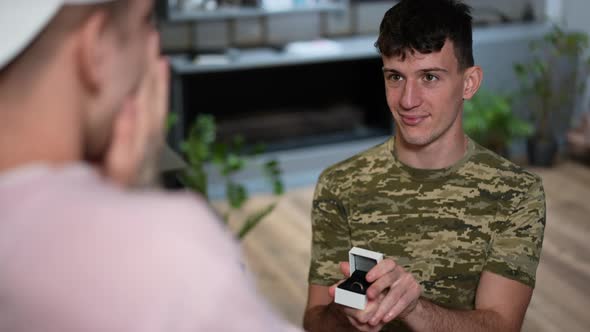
[223,160,590,331]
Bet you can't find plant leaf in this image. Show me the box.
[166,113,178,133]
[179,169,208,198]
[226,181,248,209]
[238,203,277,239]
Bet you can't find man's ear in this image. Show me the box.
[75,9,110,93]
[462,65,483,100]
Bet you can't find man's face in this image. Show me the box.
[382,40,467,148]
[85,0,157,162]
[104,0,156,100]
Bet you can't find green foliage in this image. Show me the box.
[166,113,178,133]
[237,203,277,239]
[263,160,284,196]
[513,25,590,139]
[178,114,284,239]
[464,91,533,155]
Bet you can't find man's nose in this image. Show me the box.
[399,80,422,110]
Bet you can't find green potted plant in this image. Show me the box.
[175,114,284,240]
[514,25,590,166]
[464,90,533,157]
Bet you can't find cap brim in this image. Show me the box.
[0,1,64,69]
[0,0,115,70]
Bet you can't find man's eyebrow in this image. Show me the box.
[418,67,449,73]
[382,67,400,73]
[382,67,449,74]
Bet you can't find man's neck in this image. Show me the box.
[394,132,468,170]
[0,79,84,174]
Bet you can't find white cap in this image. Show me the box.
[0,0,114,70]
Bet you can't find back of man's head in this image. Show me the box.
[0,0,164,187]
[375,0,474,70]
[0,1,125,78]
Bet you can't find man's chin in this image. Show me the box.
[397,131,435,148]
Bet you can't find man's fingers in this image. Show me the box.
[347,315,383,332]
[138,32,168,140]
[368,278,405,325]
[383,293,410,323]
[366,258,397,282]
[103,99,138,186]
[346,315,366,331]
[366,266,402,300]
[339,261,351,278]
[148,30,161,59]
[383,277,422,323]
[328,279,347,298]
[100,30,167,187]
[342,291,385,325]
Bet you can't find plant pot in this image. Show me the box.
[527,136,558,167]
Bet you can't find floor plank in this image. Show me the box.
[221,160,590,331]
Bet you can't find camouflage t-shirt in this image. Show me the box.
[308,136,545,331]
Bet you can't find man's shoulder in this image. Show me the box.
[18,165,228,246]
[58,175,211,224]
[92,188,225,240]
[38,182,237,273]
[105,188,210,217]
[465,142,543,196]
[318,138,392,186]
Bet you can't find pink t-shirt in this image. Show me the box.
[0,163,300,332]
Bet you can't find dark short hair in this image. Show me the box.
[375,0,474,70]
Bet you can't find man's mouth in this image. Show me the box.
[400,114,428,126]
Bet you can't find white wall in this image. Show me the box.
[562,0,590,34]
[559,0,590,120]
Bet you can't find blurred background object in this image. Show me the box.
[464,90,533,157]
[177,113,284,239]
[567,111,590,163]
[514,26,590,166]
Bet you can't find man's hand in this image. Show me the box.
[330,259,422,330]
[365,258,422,325]
[103,32,169,187]
[327,262,386,332]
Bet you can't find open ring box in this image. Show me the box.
[335,247,384,310]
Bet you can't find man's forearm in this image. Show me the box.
[402,298,517,332]
[303,303,357,332]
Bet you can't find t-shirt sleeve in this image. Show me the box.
[308,170,351,286]
[483,177,546,288]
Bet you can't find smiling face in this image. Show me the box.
[383,40,479,150]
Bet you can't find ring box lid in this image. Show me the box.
[349,247,384,274]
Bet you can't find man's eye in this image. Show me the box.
[424,74,438,82]
[388,74,403,81]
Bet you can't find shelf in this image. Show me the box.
[170,35,379,74]
[167,2,347,22]
[169,22,552,75]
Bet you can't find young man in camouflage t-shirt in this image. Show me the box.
[303,1,546,331]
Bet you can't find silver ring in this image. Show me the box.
[351,281,364,291]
